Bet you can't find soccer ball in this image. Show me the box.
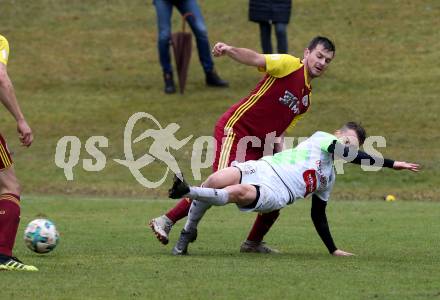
[24,218,59,254]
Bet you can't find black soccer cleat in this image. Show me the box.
[168,174,190,199]
[172,228,198,255]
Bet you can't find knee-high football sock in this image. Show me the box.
[187,187,229,206]
[184,200,212,232]
[165,198,192,223]
[0,193,20,257]
[246,210,280,243]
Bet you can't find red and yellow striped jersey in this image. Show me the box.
[217,54,312,140]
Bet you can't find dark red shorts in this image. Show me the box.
[0,133,13,170]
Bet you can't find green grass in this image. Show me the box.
[0,0,438,200]
[2,197,440,299]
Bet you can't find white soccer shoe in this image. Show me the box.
[149,215,174,245]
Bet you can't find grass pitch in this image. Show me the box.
[2,197,439,300]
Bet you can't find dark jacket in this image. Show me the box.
[249,0,292,24]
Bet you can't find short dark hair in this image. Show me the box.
[341,122,366,145]
[308,36,335,54]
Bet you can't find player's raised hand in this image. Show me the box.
[17,119,33,147]
[212,42,231,57]
[332,249,355,257]
[393,161,420,172]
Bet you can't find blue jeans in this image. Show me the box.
[153,0,214,74]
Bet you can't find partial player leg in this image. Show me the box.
[240,210,280,254]
[0,165,38,271]
[172,203,199,256]
[172,124,235,254]
[172,199,210,255]
[0,162,20,258]
[181,167,241,234]
[149,158,240,245]
[151,165,241,246]
[183,200,210,232]
[172,167,233,255]
[169,168,256,206]
[172,184,258,255]
[172,168,257,255]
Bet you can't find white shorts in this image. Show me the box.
[233,160,291,213]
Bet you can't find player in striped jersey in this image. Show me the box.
[150,36,335,254]
[0,35,37,271]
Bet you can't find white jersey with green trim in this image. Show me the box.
[262,131,337,203]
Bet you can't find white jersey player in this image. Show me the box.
[168,122,420,256]
[236,131,338,213]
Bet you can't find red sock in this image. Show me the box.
[246,210,280,243]
[0,193,21,257]
[165,198,192,223]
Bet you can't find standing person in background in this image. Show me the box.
[153,0,229,94]
[0,34,37,271]
[249,0,292,54]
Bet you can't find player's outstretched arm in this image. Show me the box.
[392,161,420,172]
[212,42,265,68]
[332,249,355,256]
[0,64,33,147]
[329,141,420,172]
[311,195,355,257]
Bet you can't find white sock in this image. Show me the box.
[187,187,229,206]
[184,200,212,232]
